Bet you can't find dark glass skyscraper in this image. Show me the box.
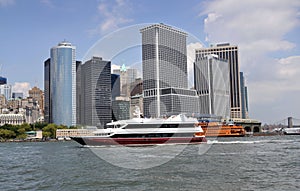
[140,24,199,117]
[80,57,112,127]
[44,58,51,124]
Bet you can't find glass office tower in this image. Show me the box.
[50,41,76,126]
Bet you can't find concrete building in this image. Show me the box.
[113,64,137,97]
[0,114,25,126]
[29,86,44,115]
[194,55,230,118]
[50,41,76,126]
[80,57,112,127]
[195,43,242,118]
[140,23,199,117]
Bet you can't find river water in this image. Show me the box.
[0,135,299,191]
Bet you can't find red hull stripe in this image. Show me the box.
[78,137,207,146]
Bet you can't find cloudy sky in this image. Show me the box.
[0,0,299,123]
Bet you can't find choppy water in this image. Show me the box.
[0,136,299,191]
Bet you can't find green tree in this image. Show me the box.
[0,129,16,139]
[42,123,58,139]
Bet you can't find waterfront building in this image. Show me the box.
[111,74,120,100]
[80,57,112,127]
[49,41,76,126]
[113,64,137,97]
[240,72,249,119]
[195,43,242,118]
[140,23,199,117]
[194,55,230,118]
[0,84,12,101]
[56,128,95,139]
[44,58,51,123]
[0,113,25,126]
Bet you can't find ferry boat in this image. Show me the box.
[71,114,207,146]
[196,121,245,137]
[283,127,300,135]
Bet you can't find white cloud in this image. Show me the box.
[40,0,54,8]
[12,82,31,97]
[91,0,133,35]
[201,0,300,122]
[0,0,14,7]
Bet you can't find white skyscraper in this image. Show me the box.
[0,84,12,101]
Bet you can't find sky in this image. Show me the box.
[0,0,299,124]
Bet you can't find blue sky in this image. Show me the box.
[0,0,300,123]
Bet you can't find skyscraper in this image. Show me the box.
[80,56,112,127]
[140,24,199,117]
[240,72,249,119]
[194,55,230,118]
[0,84,12,101]
[111,74,120,100]
[50,41,76,126]
[44,58,51,123]
[195,43,242,118]
[113,64,137,97]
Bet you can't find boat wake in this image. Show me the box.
[207,139,296,145]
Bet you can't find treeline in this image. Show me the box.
[0,123,77,141]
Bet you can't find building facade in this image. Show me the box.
[111,74,120,100]
[44,58,51,123]
[195,43,242,118]
[240,72,249,119]
[28,86,44,115]
[194,55,230,118]
[140,24,199,117]
[0,84,12,101]
[113,64,137,97]
[80,57,112,127]
[49,41,76,126]
[112,99,130,121]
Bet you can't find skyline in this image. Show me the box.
[0,0,300,123]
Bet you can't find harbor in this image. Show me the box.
[1,135,299,191]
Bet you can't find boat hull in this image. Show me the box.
[71,136,207,146]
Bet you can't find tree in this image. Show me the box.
[42,124,58,139]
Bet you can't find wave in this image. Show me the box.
[207,139,297,145]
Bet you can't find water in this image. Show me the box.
[0,136,299,191]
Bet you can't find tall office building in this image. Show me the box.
[140,24,199,117]
[113,64,137,97]
[0,84,12,101]
[76,61,82,125]
[80,57,112,127]
[44,58,51,123]
[111,74,120,100]
[195,43,242,118]
[50,41,76,126]
[194,55,230,118]
[29,86,44,114]
[240,72,249,119]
